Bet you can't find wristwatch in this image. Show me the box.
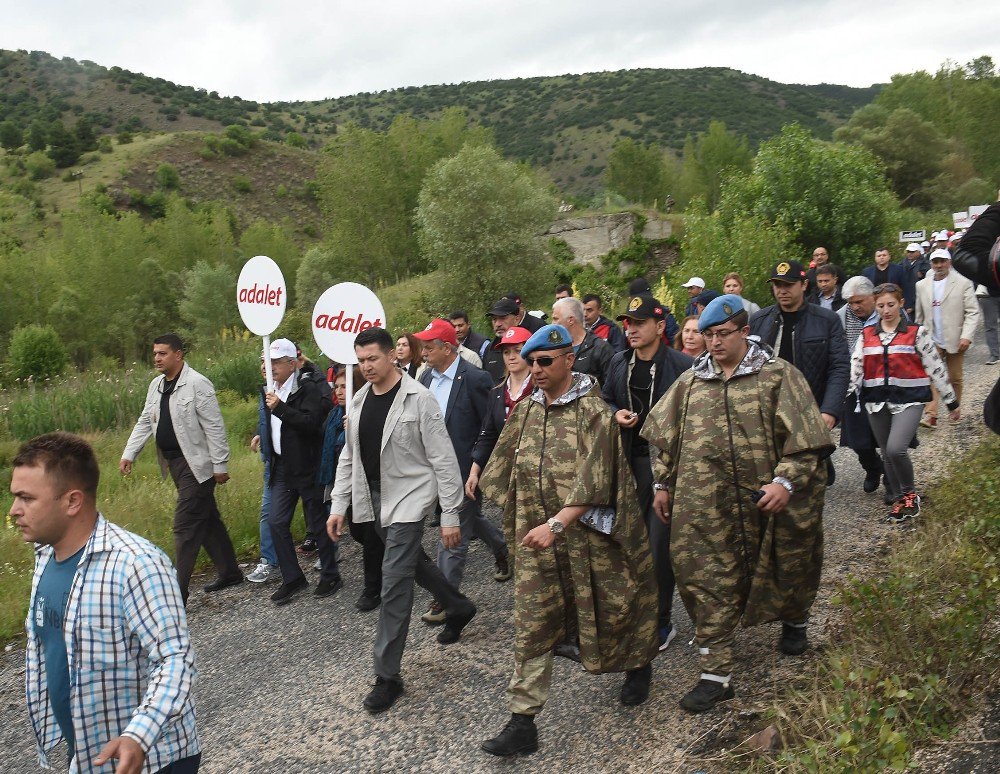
[546,517,565,534]
[653,483,669,492]
[771,476,794,494]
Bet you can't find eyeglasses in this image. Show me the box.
[525,352,572,367]
[701,328,742,341]
[872,283,900,294]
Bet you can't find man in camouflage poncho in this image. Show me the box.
[479,324,659,757]
[641,295,832,713]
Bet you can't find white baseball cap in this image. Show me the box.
[269,338,297,359]
[681,276,706,288]
[905,243,921,253]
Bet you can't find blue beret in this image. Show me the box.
[698,294,745,332]
[521,324,573,359]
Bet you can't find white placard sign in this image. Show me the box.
[313,282,386,405]
[236,255,286,392]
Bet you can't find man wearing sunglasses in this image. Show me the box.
[478,324,658,757]
[642,295,833,713]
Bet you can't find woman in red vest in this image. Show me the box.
[847,283,959,523]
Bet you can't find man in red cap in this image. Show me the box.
[414,320,510,625]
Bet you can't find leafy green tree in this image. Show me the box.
[239,220,300,301]
[676,121,752,210]
[0,120,23,151]
[179,261,235,342]
[26,121,48,152]
[7,324,68,379]
[295,245,343,314]
[74,116,97,152]
[46,121,80,167]
[416,144,557,314]
[604,139,665,205]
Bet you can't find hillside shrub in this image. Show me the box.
[232,175,251,193]
[97,136,113,153]
[155,163,180,190]
[6,324,68,380]
[25,150,55,180]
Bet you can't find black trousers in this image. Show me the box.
[349,509,384,597]
[155,754,201,774]
[167,456,240,603]
[268,457,340,585]
[629,450,675,630]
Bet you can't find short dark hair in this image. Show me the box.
[554,283,572,295]
[448,310,470,324]
[153,333,185,353]
[354,327,394,353]
[875,247,891,255]
[581,293,602,307]
[815,263,839,278]
[13,432,100,499]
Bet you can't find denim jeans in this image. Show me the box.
[259,458,277,566]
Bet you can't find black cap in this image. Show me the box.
[487,298,519,317]
[694,289,721,307]
[503,290,523,306]
[627,277,652,295]
[616,294,667,322]
[769,260,808,283]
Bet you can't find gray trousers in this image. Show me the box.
[436,495,508,588]
[979,295,1000,360]
[867,405,923,500]
[370,490,474,681]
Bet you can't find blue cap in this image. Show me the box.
[521,324,573,359]
[694,289,721,308]
[698,294,745,332]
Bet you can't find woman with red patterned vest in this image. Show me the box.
[847,283,959,523]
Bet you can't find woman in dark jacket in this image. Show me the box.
[394,333,422,378]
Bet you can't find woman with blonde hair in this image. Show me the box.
[722,272,761,316]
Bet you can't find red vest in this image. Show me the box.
[860,324,931,404]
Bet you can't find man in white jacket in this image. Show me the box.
[914,251,980,427]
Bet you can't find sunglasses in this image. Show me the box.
[525,352,572,367]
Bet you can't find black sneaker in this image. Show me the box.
[493,554,511,582]
[296,538,318,555]
[363,676,404,714]
[314,578,343,598]
[437,604,476,644]
[863,470,882,494]
[679,678,735,713]
[355,592,381,611]
[203,574,245,593]
[270,577,308,606]
[779,623,809,655]
[481,713,538,757]
[619,663,652,706]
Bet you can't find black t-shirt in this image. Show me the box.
[778,308,804,365]
[873,267,890,286]
[628,357,655,455]
[155,376,183,459]
[359,379,401,487]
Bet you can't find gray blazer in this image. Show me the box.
[122,363,230,483]
[330,373,464,528]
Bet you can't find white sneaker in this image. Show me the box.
[313,557,322,571]
[658,624,677,652]
[246,562,281,583]
[987,358,1000,365]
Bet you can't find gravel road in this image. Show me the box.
[2,348,997,773]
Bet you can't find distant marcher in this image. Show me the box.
[554,283,573,300]
[692,289,721,314]
[808,264,845,311]
[806,246,847,288]
[901,243,931,309]
[849,283,960,522]
[551,296,614,385]
[674,315,706,358]
[16,432,200,773]
[328,328,476,714]
[483,297,523,383]
[863,247,914,314]
[681,276,705,316]
[582,293,628,352]
[480,324,659,756]
[643,295,832,712]
[121,333,242,603]
[395,334,422,378]
[247,358,281,584]
[504,290,544,332]
[449,310,490,360]
[914,250,979,428]
[721,272,761,316]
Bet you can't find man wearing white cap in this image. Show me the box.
[681,276,705,316]
[901,243,930,316]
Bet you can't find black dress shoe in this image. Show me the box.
[482,713,538,757]
[314,578,343,598]
[363,676,404,713]
[270,577,308,605]
[620,663,652,706]
[863,471,882,494]
[203,574,245,593]
[355,592,381,611]
[437,604,476,644]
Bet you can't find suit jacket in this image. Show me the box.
[419,357,493,479]
[914,271,980,353]
[863,263,915,313]
[461,329,490,359]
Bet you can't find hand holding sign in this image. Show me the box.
[237,256,286,392]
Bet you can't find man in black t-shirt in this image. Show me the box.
[327,328,476,715]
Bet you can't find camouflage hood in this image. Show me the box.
[530,372,595,406]
[692,338,774,382]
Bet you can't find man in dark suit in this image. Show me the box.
[414,319,511,624]
[449,310,490,359]
[863,247,914,312]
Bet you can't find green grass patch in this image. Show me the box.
[742,435,1000,771]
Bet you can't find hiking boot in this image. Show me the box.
[437,604,476,644]
[363,676,404,714]
[620,663,652,706]
[779,623,809,655]
[863,470,882,494]
[296,538,318,555]
[355,592,381,611]
[481,713,538,757]
[246,562,281,583]
[494,553,512,582]
[314,578,343,598]
[658,624,677,652]
[270,577,308,605]
[421,601,447,625]
[680,677,735,713]
[889,491,920,523]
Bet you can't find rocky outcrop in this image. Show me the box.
[547,212,672,266]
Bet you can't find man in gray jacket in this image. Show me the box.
[327,327,476,714]
[120,333,242,603]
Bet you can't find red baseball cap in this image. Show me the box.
[494,326,532,349]
[413,318,458,347]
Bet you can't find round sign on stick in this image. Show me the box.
[312,283,387,364]
[237,255,287,335]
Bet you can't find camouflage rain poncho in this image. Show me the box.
[481,373,659,673]
[640,341,833,630]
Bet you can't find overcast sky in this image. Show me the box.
[4,1,998,102]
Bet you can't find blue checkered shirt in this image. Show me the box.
[25,514,199,772]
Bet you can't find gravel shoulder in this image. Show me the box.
[2,349,997,773]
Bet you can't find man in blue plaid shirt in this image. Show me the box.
[11,432,200,774]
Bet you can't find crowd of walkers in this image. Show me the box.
[11,204,1000,770]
